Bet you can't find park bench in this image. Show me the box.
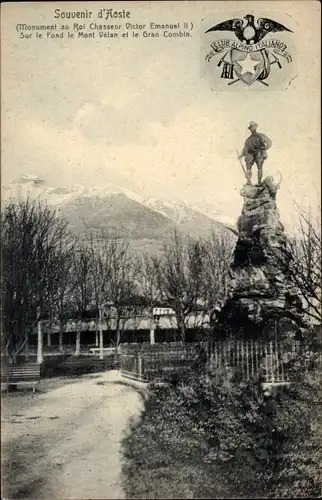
[89,347,116,355]
[1,363,41,394]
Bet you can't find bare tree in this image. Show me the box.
[88,231,114,359]
[200,231,235,328]
[155,230,206,342]
[2,198,72,363]
[273,206,321,324]
[85,232,139,351]
[108,238,139,348]
[50,239,76,353]
[70,240,93,356]
[138,253,162,343]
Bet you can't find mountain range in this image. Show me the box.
[2,174,234,253]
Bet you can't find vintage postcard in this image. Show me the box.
[1,1,321,499]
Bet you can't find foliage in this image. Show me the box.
[122,368,322,499]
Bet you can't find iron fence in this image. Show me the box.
[119,340,322,384]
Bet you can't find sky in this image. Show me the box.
[1,1,321,228]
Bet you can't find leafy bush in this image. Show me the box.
[122,368,322,499]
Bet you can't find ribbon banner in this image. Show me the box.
[210,38,288,54]
[205,38,293,87]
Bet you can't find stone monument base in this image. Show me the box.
[214,178,307,342]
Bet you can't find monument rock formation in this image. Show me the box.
[215,176,307,341]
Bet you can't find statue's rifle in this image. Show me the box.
[235,149,247,179]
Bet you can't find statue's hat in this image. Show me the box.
[248,121,258,129]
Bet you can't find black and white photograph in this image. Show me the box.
[1,1,321,498]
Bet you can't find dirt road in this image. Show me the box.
[1,371,147,499]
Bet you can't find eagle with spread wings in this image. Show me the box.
[205,15,292,45]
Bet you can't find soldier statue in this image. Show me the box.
[238,121,272,186]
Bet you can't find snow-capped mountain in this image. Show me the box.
[2,175,230,251]
[143,198,231,229]
[2,174,143,207]
[142,198,197,224]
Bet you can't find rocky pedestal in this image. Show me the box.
[216,176,306,341]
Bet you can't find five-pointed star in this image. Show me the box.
[236,54,259,75]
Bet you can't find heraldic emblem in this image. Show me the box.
[205,15,293,86]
